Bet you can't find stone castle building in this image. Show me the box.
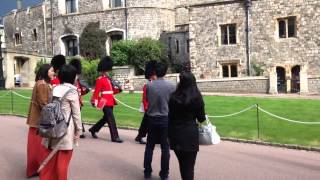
[1,0,320,94]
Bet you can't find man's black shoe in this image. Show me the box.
[135,137,146,144]
[112,137,123,143]
[89,129,98,139]
[80,134,85,138]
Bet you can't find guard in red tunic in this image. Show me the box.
[89,56,123,143]
[135,60,157,144]
[50,55,66,87]
[69,59,90,138]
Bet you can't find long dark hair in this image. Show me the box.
[35,64,52,83]
[171,71,203,106]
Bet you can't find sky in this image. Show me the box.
[0,0,42,18]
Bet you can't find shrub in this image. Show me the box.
[81,59,99,86]
[111,40,136,66]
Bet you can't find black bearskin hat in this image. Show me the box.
[97,56,113,72]
[145,60,157,79]
[69,58,82,74]
[51,54,66,72]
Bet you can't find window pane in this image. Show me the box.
[229,25,236,44]
[221,25,228,45]
[115,0,122,7]
[231,65,238,77]
[222,65,229,77]
[279,20,286,38]
[288,17,296,37]
[176,40,179,54]
[186,39,190,53]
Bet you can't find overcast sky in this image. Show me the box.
[0,0,42,18]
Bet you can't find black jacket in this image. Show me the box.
[168,97,206,152]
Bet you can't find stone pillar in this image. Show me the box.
[268,66,277,94]
[300,64,309,94]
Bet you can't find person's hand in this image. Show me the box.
[91,102,95,107]
[74,131,80,140]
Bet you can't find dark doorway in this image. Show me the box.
[291,65,300,93]
[276,67,286,93]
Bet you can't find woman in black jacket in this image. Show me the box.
[168,71,206,180]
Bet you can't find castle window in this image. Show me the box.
[66,0,77,14]
[15,33,22,45]
[62,35,78,56]
[278,17,296,38]
[222,64,238,78]
[110,0,123,8]
[220,24,237,45]
[176,40,179,54]
[32,29,37,41]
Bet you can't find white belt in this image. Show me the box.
[102,91,113,95]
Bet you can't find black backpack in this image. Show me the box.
[38,88,74,139]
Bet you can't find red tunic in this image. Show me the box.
[75,79,87,107]
[91,75,121,108]
[50,77,60,87]
[142,84,148,111]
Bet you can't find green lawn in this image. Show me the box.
[0,89,319,147]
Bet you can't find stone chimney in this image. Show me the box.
[17,0,23,10]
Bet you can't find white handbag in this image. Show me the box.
[199,119,221,145]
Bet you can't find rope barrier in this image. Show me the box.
[207,105,256,118]
[114,97,140,111]
[257,106,320,125]
[12,91,31,100]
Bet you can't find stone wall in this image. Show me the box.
[189,1,247,79]
[308,76,320,94]
[3,4,48,55]
[197,77,269,93]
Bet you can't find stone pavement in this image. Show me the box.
[0,115,320,180]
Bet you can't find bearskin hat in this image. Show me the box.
[51,54,66,72]
[145,60,158,79]
[69,58,82,74]
[97,56,113,72]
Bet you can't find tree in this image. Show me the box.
[130,38,167,73]
[111,40,136,66]
[79,22,107,59]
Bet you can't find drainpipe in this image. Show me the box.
[50,0,54,55]
[124,0,128,39]
[245,0,252,76]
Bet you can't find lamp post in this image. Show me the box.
[0,33,5,89]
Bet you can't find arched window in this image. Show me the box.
[61,35,79,56]
[106,30,124,55]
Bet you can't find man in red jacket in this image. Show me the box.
[135,60,157,144]
[89,56,123,143]
[50,55,66,87]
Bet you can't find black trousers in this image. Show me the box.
[90,106,120,141]
[174,150,198,180]
[136,113,149,139]
[144,117,170,178]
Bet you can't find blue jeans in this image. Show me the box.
[143,117,170,178]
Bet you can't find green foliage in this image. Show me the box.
[34,58,50,75]
[252,61,266,76]
[81,59,99,86]
[79,22,108,59]
[110,38,167,74]
[130,38,167,73]
[111,40,136,66]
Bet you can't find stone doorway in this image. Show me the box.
[14,56,29,87]
[276,67,286,93]
[291,65,300,93]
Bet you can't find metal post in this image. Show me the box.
[11,89,13,114]
[256,104,260,140]
[0,34,5,89]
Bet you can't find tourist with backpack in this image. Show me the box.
[39,65,82,180]
[26,64,54,178]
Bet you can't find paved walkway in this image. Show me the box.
[0,115,320,180]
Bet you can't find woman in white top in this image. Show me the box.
[40,65,82,180]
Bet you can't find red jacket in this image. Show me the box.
[75,79,88,107]
[142,84,148,111]
[51,77,60,87]
[91,75,121,108]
